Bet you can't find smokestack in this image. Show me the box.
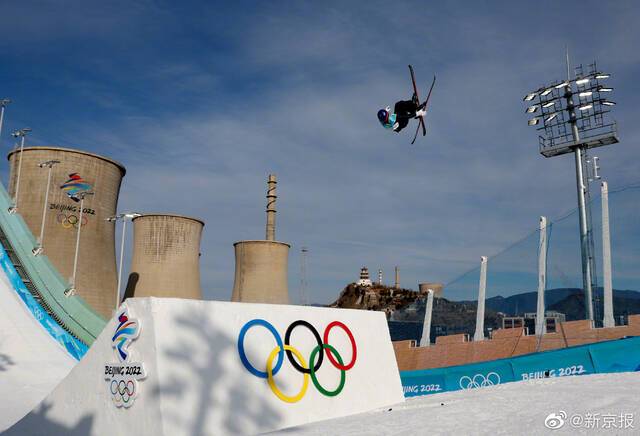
[127,214,204,300]
[419,282,444,298]
[266,174,276,241]
[232,173,289,304]
[394,266,400,289]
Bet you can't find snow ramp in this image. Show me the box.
[0,244,76,431]
[6,298,405,435]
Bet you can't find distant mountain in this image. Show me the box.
[549,292,640,321]
[484,288,640,316]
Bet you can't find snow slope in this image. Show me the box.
[276,372,640,435]
[0,264,75,432]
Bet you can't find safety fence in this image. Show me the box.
[400,336,640,398]
[390,183,640,343]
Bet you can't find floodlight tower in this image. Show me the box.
[523,59,618,323]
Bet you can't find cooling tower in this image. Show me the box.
[231,174,290,304]
[7,146,125,318]
[419,282,444,298]
[127,214,204,299]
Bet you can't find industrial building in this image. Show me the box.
[418,282,444,298]
[231,174,290,304]
[7,146,125,318]
[127,214,204,300]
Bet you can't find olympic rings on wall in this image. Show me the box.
[267,345,309,403]
[238,318,357,402]
[56,213,88,229]
[110,379,136,404]
[459,372,501,390]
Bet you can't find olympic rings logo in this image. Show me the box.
[110,379,136,405]
[57,213,88,229]
[459,372,501,390]
[237,319,358,403]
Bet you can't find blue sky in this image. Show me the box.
[1,0,639,304]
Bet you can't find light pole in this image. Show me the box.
[523,60,618,323]
[65,190,94,297]
[8,127,32,214]
[0,99,11,140]
[106,212,141,310]
[32,160,61,256]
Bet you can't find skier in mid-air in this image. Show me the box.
[377,100,426,133]
[377,65,435,144]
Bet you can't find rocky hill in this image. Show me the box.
[329,283,420,316]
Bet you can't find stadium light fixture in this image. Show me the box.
[0,99,11,150]
[526,105,539,113]
[522,58,619,325]
[32,160,61,256]
[107,212,142,312]
[69,191,94,295]
[523,93,537,101]
[8,127,32,214]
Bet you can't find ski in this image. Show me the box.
[408,65,425,144]
[408,65,436,144]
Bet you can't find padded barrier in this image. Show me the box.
[400,336,640,397]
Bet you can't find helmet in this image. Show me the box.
[377,109,389,124]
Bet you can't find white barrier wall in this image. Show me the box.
[7,298,404,435]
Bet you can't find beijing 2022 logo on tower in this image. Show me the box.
[237,319,357,403]
[104,308,146,408]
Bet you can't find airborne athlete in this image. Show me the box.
[377,65,436,144]
[377,101,426,133]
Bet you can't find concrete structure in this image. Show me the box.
[418,282,444,298]
[536,216,548,336]
[473,256,488,342]
[231,174,290,304]
[7,146,125,318]
[601,181,615,328]
[394,266,399,289]
[7,298,404,435]
[127,214,203,300]
[419,289,434,347]
[357,267,372,287]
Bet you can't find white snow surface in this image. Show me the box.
[273,372,640,435]
[0,264,75,432]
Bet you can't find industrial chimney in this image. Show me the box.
[7,146,125,318]
[231,174,290,304]
[126,214,204,300]
[419,282,444,298]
